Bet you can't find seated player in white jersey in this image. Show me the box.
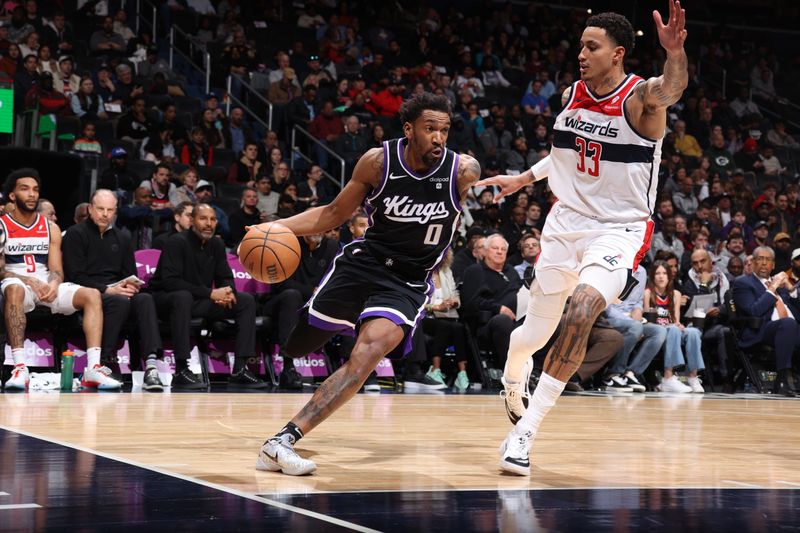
[477,0,689,475]
[250,93,481,476]
[0,169,116,390]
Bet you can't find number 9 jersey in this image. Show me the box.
[550,74,662,223]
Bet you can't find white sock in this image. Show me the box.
[514,372,567,437]
[87,347,101,368]
[11,348,24,366]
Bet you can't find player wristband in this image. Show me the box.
[529,156,551,182]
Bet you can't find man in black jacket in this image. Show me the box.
[461,233,522,369]
[149,203,268,389]
[62,189,167,391]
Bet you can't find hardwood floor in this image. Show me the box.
[2,392,799,495]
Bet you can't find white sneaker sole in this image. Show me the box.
[497,438,531,476]
[255,450,317,476]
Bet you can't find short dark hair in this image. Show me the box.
[586,12,635,55]
[398,92,452,125]
[154,162,172,175]
[174,201,195,216]
[4,168,41,198]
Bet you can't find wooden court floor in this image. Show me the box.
[2,391,800,495]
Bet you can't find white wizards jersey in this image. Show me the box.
[0,213,51,281]
[549,74,662,223]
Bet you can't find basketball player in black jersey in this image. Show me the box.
[252,93,481,475]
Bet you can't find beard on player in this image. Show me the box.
[14,195,38,214]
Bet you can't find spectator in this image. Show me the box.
[729,86,761,119]
[8,6,34,44]
[452,227,486,283]
[269,160,291,193]
[111,63,143,106]
[705,132,735,178]
[89,16,126,56]
[784,247,800,286]
[288,84,317,130]
[735,138,762,174]
[41,10,74,55]
[0,43,20,77]
[198,108,224,148]
[481,56,510,88]
[13,54,38,113]
[521,80,550,117]
[334,115,368,181]
[603,264,667,392]
[773,232,793,274]
[501,205,527,252]
[648,218,684,261]
[139,163,176,209]
[760,145,789,178]
[465,102,486,136]
[308,100,343,172]
[160,102,188,149]
[461,234,522,370]
[268,52,292,85]
[732,246,800,396]
[149,203,268,389]
[36,198,57,223]
[73,121,102,155]
[173,167,199,204]
[503,136,536,172]
[644,261,705,393]
[422,250,470,390]
[766,120,799,150]
[62,189,167,391]
[673,119,702,160]
[720,208,753,242]
[0,168,112,390]
[180,127,214,167]
[36,43,57,75]
[672,174,698,216]
[228,142,262,186]
[70,76,107,120]
[716,234,747,274]
[24,70,69,115]
[116,96,153,141]
[18,29,38,58]
[296,164,332,212]
[255,175,279,219]
[480,116,512,158]
[93,63,116,101]
[194,180,229,241]
[746,220,771,254]
[224,106,253,154]
[267,67,300,105]
[98,147,138,194]
[367,78,404,118]
[153,200,194,250]
[454,64,485,98]
[683,248,733,383]
[140,125,177,165]
[228,187,261,247]
[513,233,540,281]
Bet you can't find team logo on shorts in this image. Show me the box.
[603,254,623,266]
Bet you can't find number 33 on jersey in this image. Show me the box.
[549,74,663,223]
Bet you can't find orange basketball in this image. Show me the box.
[237,222,301,284]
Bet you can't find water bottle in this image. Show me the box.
[60,350,74,391]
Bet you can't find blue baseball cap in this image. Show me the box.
[110,147,128,158]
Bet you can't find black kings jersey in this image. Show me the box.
[363,138,461,276]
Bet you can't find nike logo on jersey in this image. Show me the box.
[624,228,639,232]
[406,282,427,288]
[382,195,450,224]
[388,172,407,180]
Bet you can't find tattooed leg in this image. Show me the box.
[289,318,404,435]
[543,284,607,382]
[4,285,27,349]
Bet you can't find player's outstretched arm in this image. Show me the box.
[636,0,689,111]
[253,148,381,237]
[456,153,482,201]
[475,156,549,203]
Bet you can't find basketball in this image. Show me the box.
[237,222,301,284]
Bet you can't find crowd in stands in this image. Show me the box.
[1,0,800,395]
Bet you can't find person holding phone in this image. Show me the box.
[62,189,167,392]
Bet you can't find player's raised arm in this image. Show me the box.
[475,156,550,203]
[647,0,688,106]
[254,148,382,237]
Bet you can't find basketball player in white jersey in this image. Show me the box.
[0,169,118,390]
[476,0,689,475]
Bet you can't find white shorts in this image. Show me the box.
[535,203,653,295]
[0,278,83,315]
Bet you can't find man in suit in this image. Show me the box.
[732,245,800,396]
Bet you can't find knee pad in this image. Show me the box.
[578,265,629,306]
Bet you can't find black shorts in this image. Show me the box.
[303,241,432,358]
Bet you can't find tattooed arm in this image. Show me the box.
[627,0,689,140]
[456,153,481,201]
